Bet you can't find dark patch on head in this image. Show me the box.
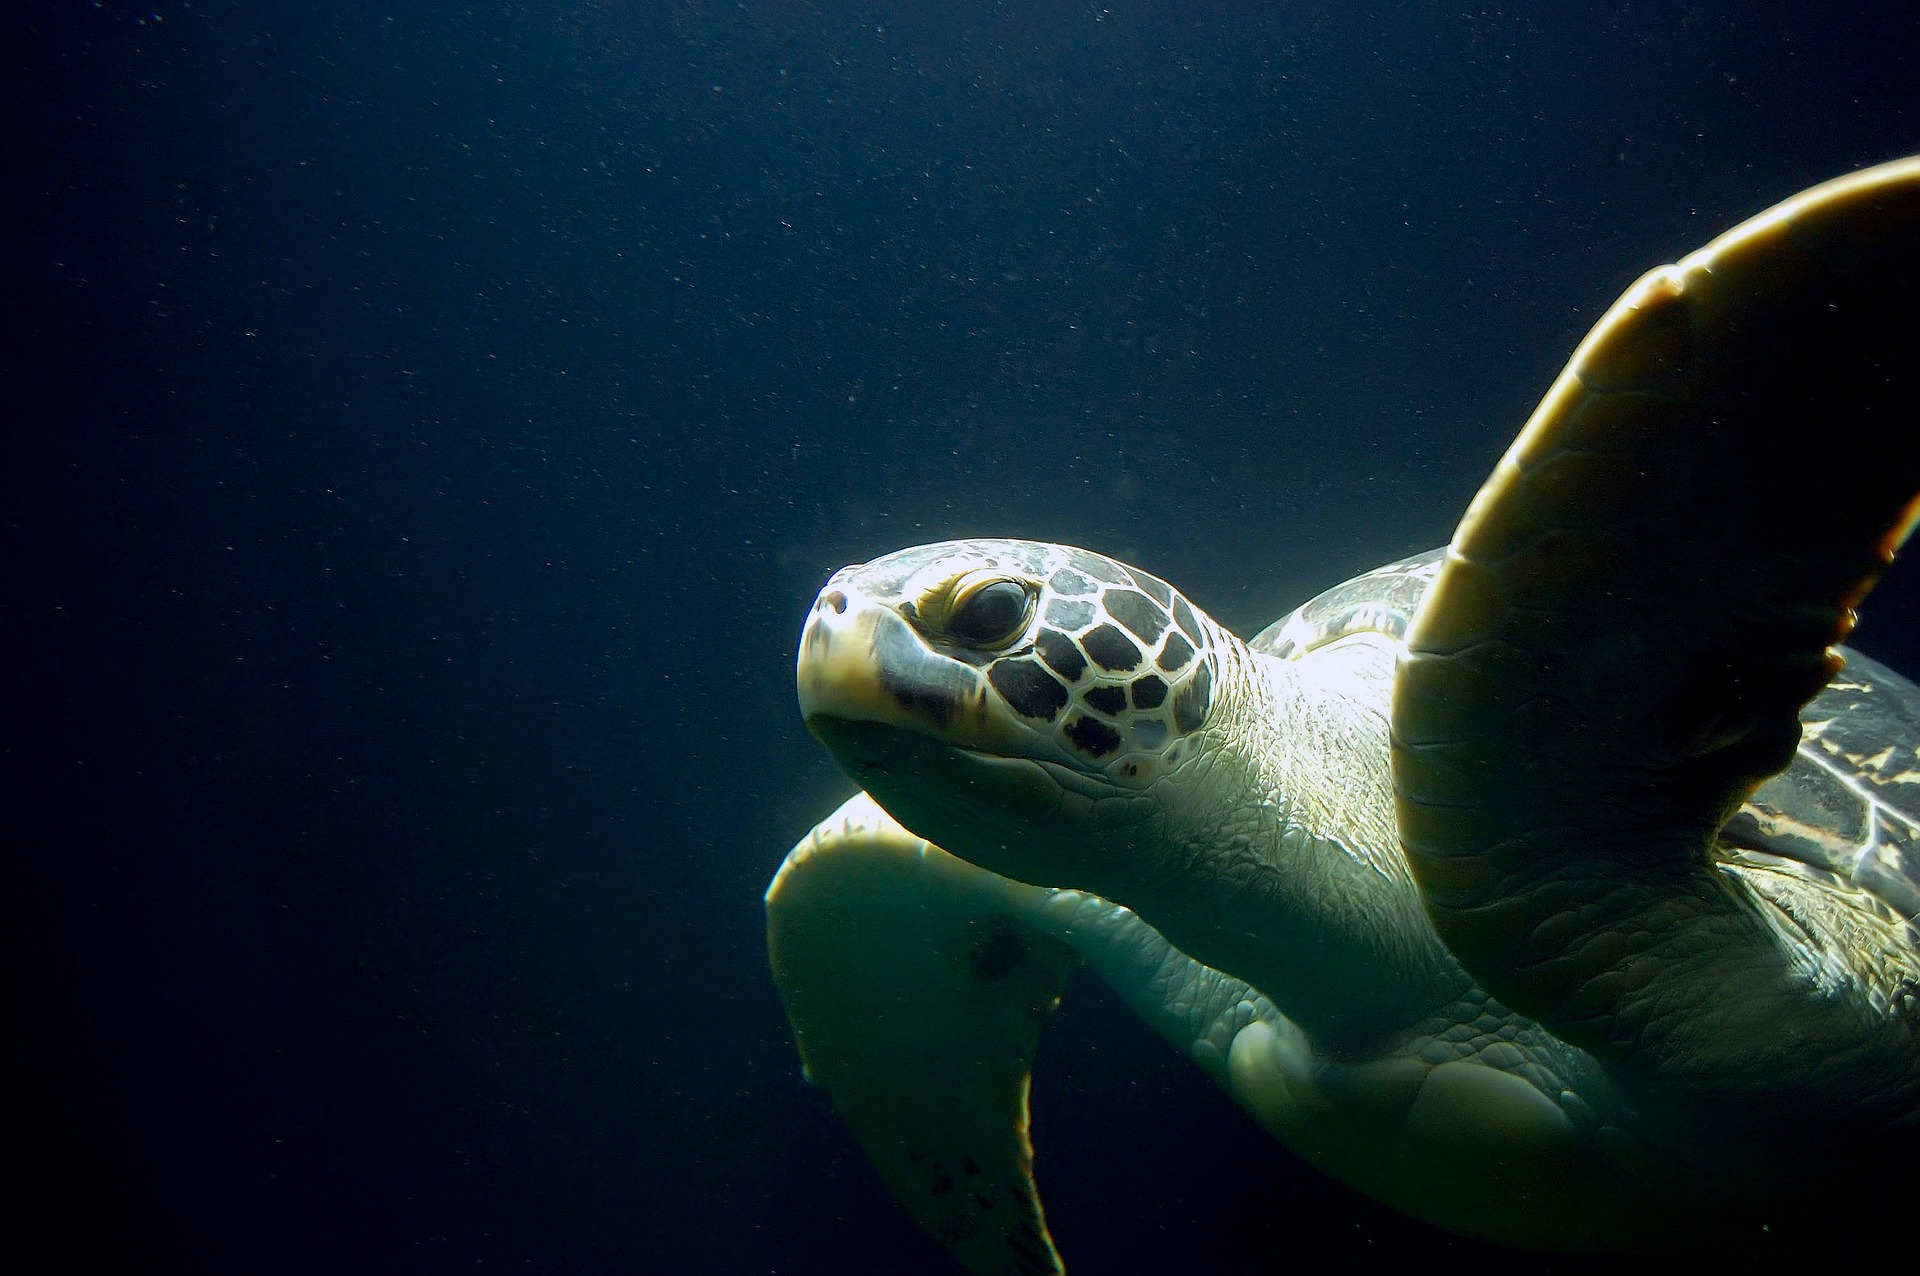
[1081,623,1142,672]
[1036,629,1087,682]
[962,1157,983,1177]
[1174,594,1201,641]
[988,658,1069,721]
[1083,684,1127,716]
[1158,631,1194,672]
[1045,598,1096,631]
[1174,660,1213,732]
[1068,549,1130,585]
[967,918,1031,983]
[1128,569,1174,607]
[1106,590,1169,644]
[972,1191,997,1210]
[885,673,955,728]
[1131,674,1167,709]
[930,1165,955,1196]
[1051,569,1097,596]
[1064,714,1122,758]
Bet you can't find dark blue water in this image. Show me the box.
[10,2,1919,1271]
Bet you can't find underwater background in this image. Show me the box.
[10,2,1920,1271]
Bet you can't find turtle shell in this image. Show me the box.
[1251,548,1445,660]
[1724,647,1920,922]
[1256,547,1920,925]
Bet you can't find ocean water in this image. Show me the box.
[10,2,1919,1271]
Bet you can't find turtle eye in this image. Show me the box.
[946,578,1032,649]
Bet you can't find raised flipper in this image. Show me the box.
[1392,158,1920,1139]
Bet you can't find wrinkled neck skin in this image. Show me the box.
[1070,632,1470,1059]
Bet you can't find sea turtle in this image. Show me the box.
[765,157,1920,1270]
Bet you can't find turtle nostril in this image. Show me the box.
[823,590,848,614]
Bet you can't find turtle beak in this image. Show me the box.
[795,571,1023,754]
[798,576,932,730]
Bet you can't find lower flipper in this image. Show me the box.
[766,792,1076,1276]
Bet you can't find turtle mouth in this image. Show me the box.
[805,713,1088,841]
[808,712,1127,801]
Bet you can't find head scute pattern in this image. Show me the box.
[970,545,1219,781]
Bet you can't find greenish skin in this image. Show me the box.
[767,158,1920,1273]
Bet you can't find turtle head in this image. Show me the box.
[797,538,1227,890]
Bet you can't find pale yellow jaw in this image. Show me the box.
[795,573,1030,757]
[795,578,920,731]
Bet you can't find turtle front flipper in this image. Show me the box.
[1392,158,1920,1142]
[767,792,1076,1276]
